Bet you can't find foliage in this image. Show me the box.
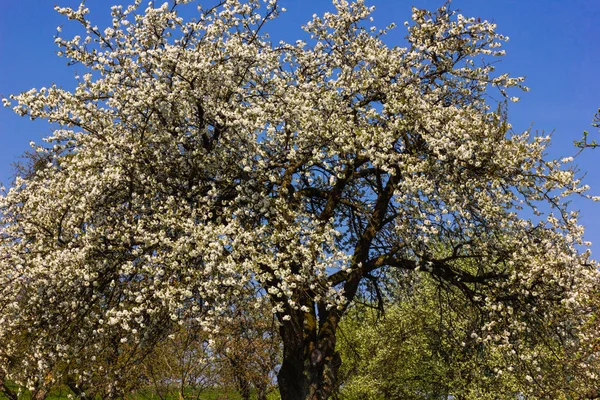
[337,269,600,399]
[575,108,600,149]
[1,0,599,399]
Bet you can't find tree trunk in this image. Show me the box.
[230,360,251,400]
[32,387,48,400]
[256,385,268,400]
[277,308,341,400]
[65,378,95,400]
[1,382,18,400]
[238,381,251,400]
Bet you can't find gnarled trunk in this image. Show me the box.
[277,307,341,400]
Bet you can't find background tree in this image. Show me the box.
[137,321,218,400]
[336,265,600,399]
[1,1,599,399]
[212,300,281,400]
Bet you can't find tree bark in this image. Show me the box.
[277,308,341,400]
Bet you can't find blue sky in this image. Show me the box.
[1,0,598,256]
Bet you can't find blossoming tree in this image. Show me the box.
[1,0,598,399]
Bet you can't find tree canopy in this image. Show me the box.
[1,1,599,399]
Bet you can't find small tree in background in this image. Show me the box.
[213,302,280,400]
[137,322,218,400]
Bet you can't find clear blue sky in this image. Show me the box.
[1,0,599,256]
